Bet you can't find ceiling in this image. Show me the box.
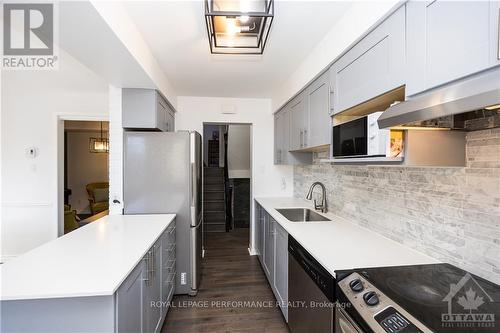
[122,1,353,98]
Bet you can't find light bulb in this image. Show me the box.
[239,15,249,23]
[226,18,241,35]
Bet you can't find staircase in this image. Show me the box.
[204,167,226,232]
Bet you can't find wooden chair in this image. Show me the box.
[86,182,109,215]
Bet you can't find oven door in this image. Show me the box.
[335,306,363,333]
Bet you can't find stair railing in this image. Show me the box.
[223,132,232,232]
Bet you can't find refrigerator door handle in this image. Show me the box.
[191,216,202,229]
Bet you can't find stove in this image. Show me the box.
[335,264,500,333]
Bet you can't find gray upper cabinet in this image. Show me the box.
[289,92,308,151]
[123,88,175,132]
[274,109,290,164]
[306,71,331,148]
[406,1,500,96]
[331,5,406,114]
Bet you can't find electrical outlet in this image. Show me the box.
[181,272,187,285]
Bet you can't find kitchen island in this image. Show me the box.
[1,214,176,332]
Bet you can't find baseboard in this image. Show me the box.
[248,247,258,256]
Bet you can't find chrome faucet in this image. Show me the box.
[306,182,327,213]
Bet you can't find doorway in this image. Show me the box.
[62,120,109,234]
[202,123,252,235]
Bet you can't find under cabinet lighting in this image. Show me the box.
[485,103,500,110]
[204,0,274,54]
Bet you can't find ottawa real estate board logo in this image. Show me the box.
[442,273,495,329]
[2,2,58,70]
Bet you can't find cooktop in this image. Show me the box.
[336,263,500,333]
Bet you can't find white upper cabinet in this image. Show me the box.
[331,5,406,114]
[306,71,331,148]
[406,0,500,96]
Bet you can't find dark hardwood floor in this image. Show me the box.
[162,229,289,332]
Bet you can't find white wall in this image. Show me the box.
[272,0,399,110]
[66,130,109,213]
[227,125,251,179]
[176,96,293,252]
[1,48,109,260]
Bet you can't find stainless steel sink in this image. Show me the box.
[276,208,331,222]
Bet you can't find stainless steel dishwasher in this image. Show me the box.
[288,236,336,333]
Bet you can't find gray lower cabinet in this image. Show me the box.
[263,214,275,280]
[406,0,500,96]
[117,220,176,333]
[123,88,175,132]
[273,222,288,321]
[330,4,405,114]
[255,203,289,322]
[115,261,145,333]
[255,204,264,259]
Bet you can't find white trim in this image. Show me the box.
[248,247,258,256]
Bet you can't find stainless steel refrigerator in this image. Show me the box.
[123,131,202,296]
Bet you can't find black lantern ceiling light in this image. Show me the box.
[89,122,109,153]
[205,0,274,54]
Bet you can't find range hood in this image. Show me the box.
[378,67,500,131]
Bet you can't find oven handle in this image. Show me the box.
[335,305,363,333]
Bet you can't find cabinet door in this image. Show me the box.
[406,1,500,96]
[143,242,162,333]
[290,93,307,150]
[156,94,168,132]
[273,223,288,321]
[169,111,175,132]
[306,71,331,148]
[274,109,291,164]
[263,215,275,283]
[116,258,146,333]
[255,204,263,258]
[274,113,283,164]
[123,89,157,129]
[260,208,267,265]
[331,5,405,114]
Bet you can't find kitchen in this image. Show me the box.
[1,0,500,333]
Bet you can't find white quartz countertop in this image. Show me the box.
[255,197,438,277]
[1,214,175,301]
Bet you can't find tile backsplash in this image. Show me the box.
[294,128,500,284]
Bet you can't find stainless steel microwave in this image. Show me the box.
[332,112,389,158]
